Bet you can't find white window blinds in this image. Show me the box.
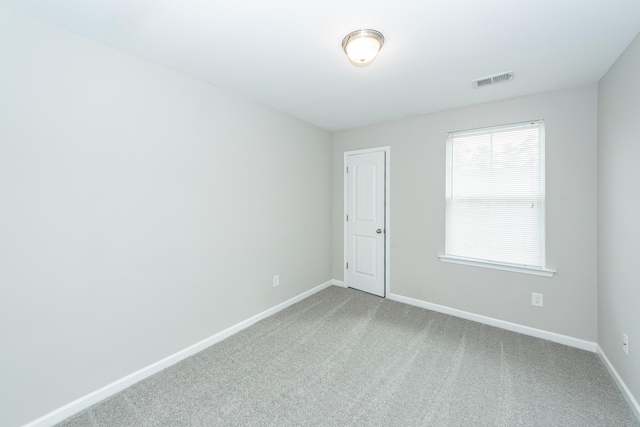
[445,121,545,269]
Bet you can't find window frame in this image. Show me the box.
[439,120,556,277]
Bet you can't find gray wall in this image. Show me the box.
[0,8,332,426]
[333,86,598,342]
[598,33,640,405]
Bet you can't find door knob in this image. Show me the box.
[376,229,382,234]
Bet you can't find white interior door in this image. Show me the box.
[345,150,386,297]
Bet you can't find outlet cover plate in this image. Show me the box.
[273,275,279,287]
[532,293,543,307]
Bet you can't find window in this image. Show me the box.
[439,120,555,277]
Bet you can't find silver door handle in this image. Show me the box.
[376,229,382,234]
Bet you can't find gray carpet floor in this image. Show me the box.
[57,286,639,426]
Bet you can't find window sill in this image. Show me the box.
[438,255,556,277]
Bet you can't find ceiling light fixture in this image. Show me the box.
[342,29,385,67]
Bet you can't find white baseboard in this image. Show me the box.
[387,293,597,352]
[331,279,347,288]
[24,280,334,427]
[597,345,640,422]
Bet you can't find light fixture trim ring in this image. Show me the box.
[341,29,385,51]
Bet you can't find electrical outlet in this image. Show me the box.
[532,293,543,307]
[623,333,629,355]
[273,274,279,287]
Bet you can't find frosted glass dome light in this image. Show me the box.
[342,29,385,67]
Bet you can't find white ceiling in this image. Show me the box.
[2,0,640,131]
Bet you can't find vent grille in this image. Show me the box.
[472,71,514,89]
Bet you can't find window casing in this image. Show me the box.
[439,120,555,277]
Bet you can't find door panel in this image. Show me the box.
[346,151,385,297]
[354,235,377,277]
[355,163,376,221]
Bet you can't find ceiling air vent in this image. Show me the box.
[472,71,514,89]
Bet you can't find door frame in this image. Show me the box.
[343,146,391,297]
